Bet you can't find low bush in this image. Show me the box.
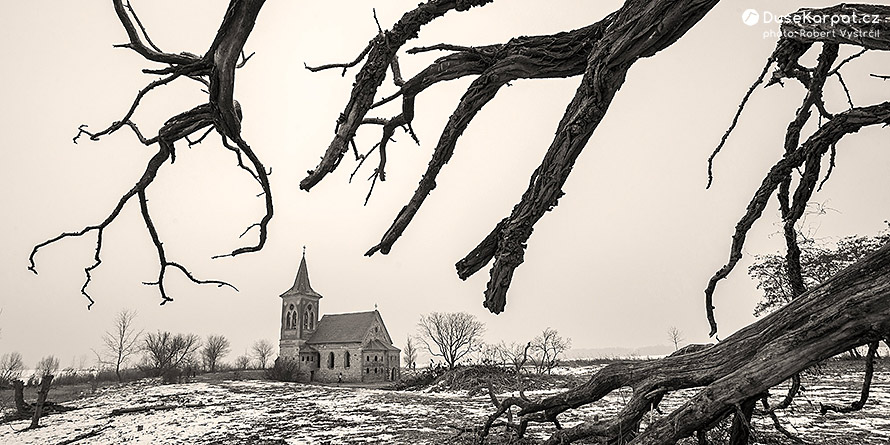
[266,358,300,382]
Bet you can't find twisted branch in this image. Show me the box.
[30,0,268,306]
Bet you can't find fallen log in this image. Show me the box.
[110,402,205,416]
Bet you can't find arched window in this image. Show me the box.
[344,351,351,368]
[286,304,296,330]
[328,352,335,369]
[303,304,314,330]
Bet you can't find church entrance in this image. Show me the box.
[390,368,397,381]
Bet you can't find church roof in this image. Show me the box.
[281,250,322,299]
[307,310,384,344]
[366,339,400,352]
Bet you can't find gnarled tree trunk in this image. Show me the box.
[29,375,54,429]
[482,241,890,444]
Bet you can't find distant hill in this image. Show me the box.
[564,344,674,359]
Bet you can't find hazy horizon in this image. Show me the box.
[2,1,889,368]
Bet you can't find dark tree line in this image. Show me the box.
[26,1,890,443]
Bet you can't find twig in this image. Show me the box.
[304,42,374,76]
[707,56,774,188]
[124,0,162,53]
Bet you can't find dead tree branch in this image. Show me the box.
[30,0,269,306]
[110,403,206,416]
[300,0,495,191]
[703,5,890,334]
[307,0,719,314]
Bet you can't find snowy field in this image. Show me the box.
[2,364,889,444]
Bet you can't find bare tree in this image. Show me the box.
[496,342,530,373]
[0,352,25,387]
[403,336,418,369]
[97,309,143,382]
[667,326,684,352]
[143,332,201,380]
[35,355,59,378]
[476,343,500,366]
[251,339,274,369]
[201,334,231,373]
[418,312,485,370]
[234,355,251,370]
[530,328,571,375]
[26,1,890,443]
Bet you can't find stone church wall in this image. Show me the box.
[312,344,363,383]
[362,351,396,383]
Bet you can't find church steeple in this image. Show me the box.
[281,247,322,299]
[280,247,323,357]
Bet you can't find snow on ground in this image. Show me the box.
[2,366,889,444]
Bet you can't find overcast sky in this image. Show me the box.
[1,1,888,367]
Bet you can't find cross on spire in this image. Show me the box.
[280,245,322,298]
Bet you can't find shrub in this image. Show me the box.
[266,357,300,382]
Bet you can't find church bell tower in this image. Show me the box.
[279,247,322,359]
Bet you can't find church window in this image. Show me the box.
[345,351,351,368]
[286,305,295,330]
[374,355,378,362]
[303,304,315,330]
[292,312,297,329]
[328,352,335,369]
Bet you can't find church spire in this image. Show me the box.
[281,247,322,298]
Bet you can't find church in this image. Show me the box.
[278,250,401,383]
